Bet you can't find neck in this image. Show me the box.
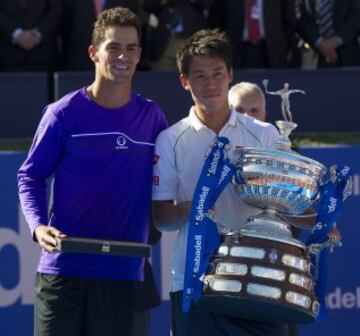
[195,103,230,134]
[87,79,131,109]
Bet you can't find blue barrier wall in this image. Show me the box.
[1,68,360,137]
[298,146,360,336]
[54,68,360,132]
[0,147,359,335]
[0,73,48,138]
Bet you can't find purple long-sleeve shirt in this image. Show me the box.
[18,87,168,280]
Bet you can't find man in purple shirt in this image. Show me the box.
[17,7,167,336]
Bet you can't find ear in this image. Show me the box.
[179,74,191,91]
[88,45,98,63]
[135,46,142,65]
[228,67,234,83]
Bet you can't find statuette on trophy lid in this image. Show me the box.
[261,80,306,151]
[262,79,305,123]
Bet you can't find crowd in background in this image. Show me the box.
[0,0,360,72]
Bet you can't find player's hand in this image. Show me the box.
[327,225,342,242]
[34,225,66,252]
[15,30,40,50]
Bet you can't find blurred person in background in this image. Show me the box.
[143,0,213,70]
[296,0,360,68]
[61,0,152,70]
[228,81,267,121]
[208,0,297,69]
[0,0,62,71]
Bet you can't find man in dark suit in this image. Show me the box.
[143,0,213,70]
[297,0,360,67]
[209,0,297,69]
[0,0,62,71]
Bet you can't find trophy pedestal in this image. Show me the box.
[239,209,303,248]
[201,233,319,324]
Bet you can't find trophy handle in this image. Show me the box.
[307,236,342,254]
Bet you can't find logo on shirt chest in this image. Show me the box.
[116,135,128,149]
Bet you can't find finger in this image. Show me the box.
[48,227,65,238]
[40,235,61,252]
[39,238,55,252]
[41,234,58,247]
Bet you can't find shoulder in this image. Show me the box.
[45,88,84,118]
[133,92,162,113]
[235,112,277,135]
[234,112,279,147]
[158,116,191,140]
[132,92,168,133]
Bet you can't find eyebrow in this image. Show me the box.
[107,42,139,47]
[192,66,225,74]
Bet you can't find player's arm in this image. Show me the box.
[152,200,192,232]
[18,105,66,243]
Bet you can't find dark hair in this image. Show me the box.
[176,29,233,76]
[92,7,141,48]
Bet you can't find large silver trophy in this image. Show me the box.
[201,80,339,324]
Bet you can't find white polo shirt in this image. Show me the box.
[152,106,279,292]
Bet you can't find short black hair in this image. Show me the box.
[176,29,233,76]
[92,7,141,48]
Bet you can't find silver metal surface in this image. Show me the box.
[282,254,310,273]
[218,245,229,256]
[216,263,248,276]
[312,301,320,314]
[285,291,311,309]
[229,246,266,259]
[238,211,305,247]
[308,236,342,254]
[251,266,286,281]
[289,273,313,290]
[231,120,326,249]
[210,279,242,292]
[233,148,325,216]
[247,283,282,299]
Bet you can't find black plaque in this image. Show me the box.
[56,237,151,258]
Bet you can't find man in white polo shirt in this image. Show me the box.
[152,29,288,335]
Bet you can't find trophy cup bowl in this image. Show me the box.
[232,120,326,246]
[201,120,327,324]
[235,146,325,215]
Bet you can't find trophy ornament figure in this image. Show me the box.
[262,79,305,123]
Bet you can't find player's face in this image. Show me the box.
[232,92,266,121]
[180,56,233,114]
[89,26,141,84]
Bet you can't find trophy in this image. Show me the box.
[200,80,351,324]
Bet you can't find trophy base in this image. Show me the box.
[199,294,317,324]
[202,234,318,324]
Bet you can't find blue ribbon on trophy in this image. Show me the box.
[183,137,236,312]
[306,164,352,320]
